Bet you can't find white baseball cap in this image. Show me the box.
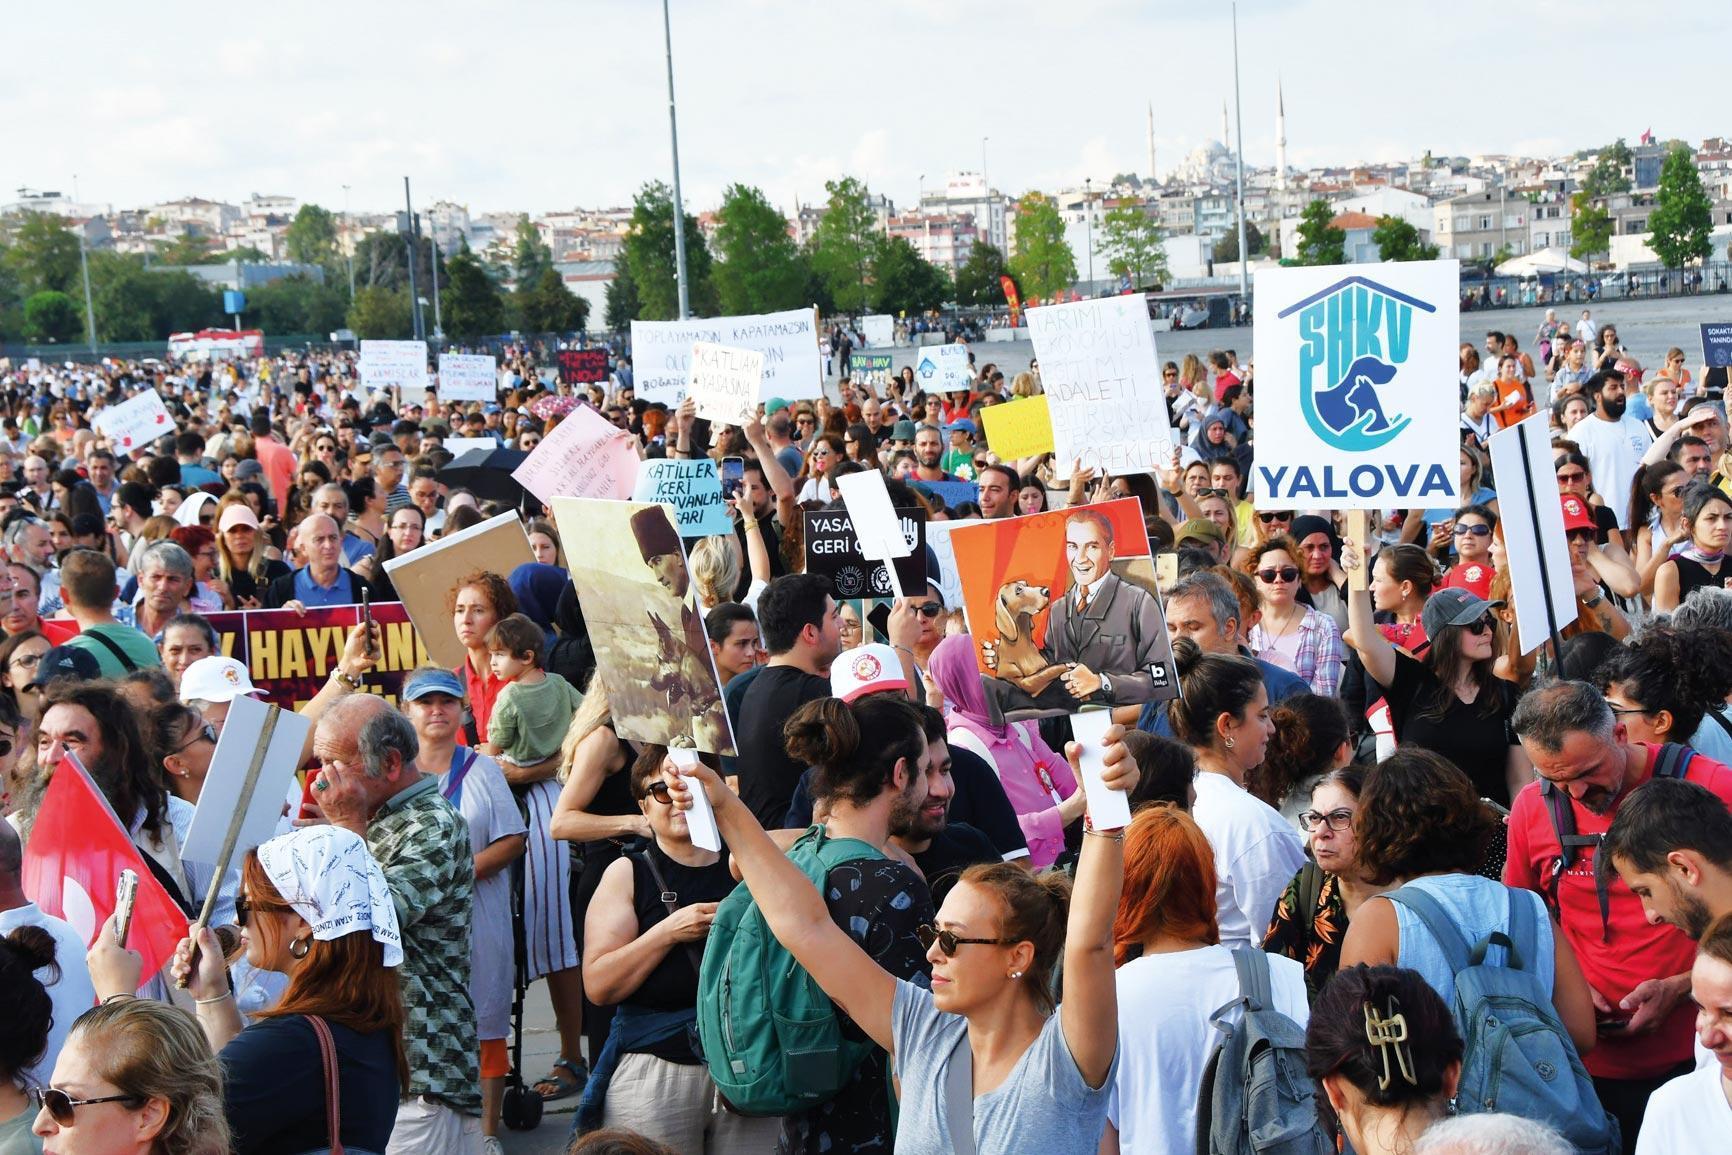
[829,643,909,703]
[180,656,265,704]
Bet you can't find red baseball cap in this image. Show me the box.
[1560,495,1595,533]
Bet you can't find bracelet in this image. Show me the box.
[195,992,234,1006]
[739,517,758,531]
[1083,826,1126,841]
[331,670,363,691]
[101,993,136,1005]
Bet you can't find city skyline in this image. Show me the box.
[4,0,1725,218]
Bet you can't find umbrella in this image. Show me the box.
[530,395,580,421]
[437,446,529,506]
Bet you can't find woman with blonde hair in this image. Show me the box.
[212,497,287,608]
[1010,371,1038,398]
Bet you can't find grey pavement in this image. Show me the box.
[499,978,578,1155]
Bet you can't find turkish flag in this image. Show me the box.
[21,756,189,982]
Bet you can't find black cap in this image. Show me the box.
[32,644,103,688]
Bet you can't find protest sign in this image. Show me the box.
[687,341,765,426]
[909,479,980,512]
[1487,413,1577,653]
[861,314,896,347]
[851,352,894,388]
[438,353,499,402]
[924,518,977,611]
[199,603,427,709]
[443,435,498,458]
[1027,295,1172,479]
[181,694,312,870]
[836,470,913,597]
[915,343,972,393]
[631,308,823,403]
[803,508,926,600]
[359,340,429,395]
[1068,709,1132,829]
[950,498,1177,723]
[550,498,735,754]
[667,749,721,851]
[634,458,730,536]
[558,348,610,385]
[381,513,534,669]
[91,388,173,455]
[1251,261,1461,510]
[1703,323,1732,369]
[980,394,1055,458]
[512,403,638,505]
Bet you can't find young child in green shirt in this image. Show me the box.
[480,612,584,766]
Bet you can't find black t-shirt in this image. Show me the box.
[1381,651,1520,804]
[913,822,1002,907]
[622,845,739,1063]
[221,1016,399,1155]
[735,665,830,827]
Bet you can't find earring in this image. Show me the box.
[288,935,311,960]
[1224,736,1236,749]
[1009,971,1024,980]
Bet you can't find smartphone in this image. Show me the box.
[866,600,892,640]
[114,869,139,948]
[720,456,744,503]
[361,589,376,660]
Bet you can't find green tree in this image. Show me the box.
[1369,216,1440,262]
[22,290,82,343]
[622,181,716,320]
[512,215,554,287]
[1648,145,1715,270]
[1294,199,1346,266]
[1008,193,1077,298]
[284,204,339,267]
[870,236,951,315]
[604,258,640,330]
[1569,194,1614,262]
[712,184,808,315]
[350,229,441,294]
[952,241,1008,308]
[1,212,83,295]
[1582,139,1634,199]
[154,233,219,265]
[1102,205,1169,286]
[244,274,350,337]
[222,246,271,264]
[810,176,880,313]
[348,286,413,338]
[1212,221,1266,264]
[442,242,506,339]
[517,267,589,334]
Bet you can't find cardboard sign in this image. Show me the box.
[359,340,429,395]
[511,404,638,505]
[180,694,312,869]
[837,470,912,598]
[443,435,498,458]
[850,352,894,388]
[1251,261,1461,510]
[909,480,980,512]
[915,343,972,393]
[804,508,927,601]
[631,308,823,404]
[980,395,1055,458]
[380,512,535,669]
[1027,294,1172,478]
[633,458,730,536]
[198,603,427,709]
[1703,323,1732,370]
[550,498,736,755]
[1068,708,1132,830]
[91,388,173,455]
[558,348,610,385]
[687,342,765,426]
[667,749,721,852]
[1487,413,1578,652]
[437,353,499,402]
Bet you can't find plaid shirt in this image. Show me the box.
[367,776,480,1114]
[1249,606,1344,698]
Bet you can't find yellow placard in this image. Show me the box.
[980,395,1055,458]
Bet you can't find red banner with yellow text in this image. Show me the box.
[201,602,430,710]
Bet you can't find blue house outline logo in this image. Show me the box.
[1277,275,1437,453]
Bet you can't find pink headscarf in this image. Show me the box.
[928,633,1005,737]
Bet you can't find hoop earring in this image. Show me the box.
[288,935,311,960]
[1224,736,1236,749]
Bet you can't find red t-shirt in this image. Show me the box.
[459,659,506,745]
[1213,371,1243,404]
[253,435,297,518]
[1441,562,1495,600]
[1504,744,1732,1079]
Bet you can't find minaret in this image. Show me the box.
[1147,102,1157,183]
[1275,79,1288,191]
[1221,101,1230,148]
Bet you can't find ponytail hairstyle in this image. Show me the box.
[955,861,1071,1015]
[1167,636,1265,751]
[1306,965,1463,1134]
[1112,805,1218,964]
[0,925,57,1080]
[783,694,926,807]
[688,535,743,610]
[1252,694,1349,808]
[1628,460,1684,536]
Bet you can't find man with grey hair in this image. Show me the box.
[4,515,54,571]
[1669,586,1732,634]
[132,540,195,640]
[312,693,481,1152]
[19,454,53,511]
[1414,1113,1572,1155]
[311,482,374,568]
[1507,679,1732,1144]
[264,513,371,609]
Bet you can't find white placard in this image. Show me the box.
[667,749,721,852]
[1251,261,1462,511]
[686,342,765,427]
[443,436,498,458]
[914,343,972,394]
[1487,413,1578,652]
[91,388,174,456]
[631,308,823,404]
[1067,709,1132,830]
[861,314,896,347]
[438,353,499,403]
[359,340,429,396]
[923,518,977,612]
[180,695,314,869]
[837,470,910,598]
[1027,295,1173,479]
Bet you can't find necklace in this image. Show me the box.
[1264,603,1303,639]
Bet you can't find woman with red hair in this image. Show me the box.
[169,524,231,610]
[1102,805,1311,1154]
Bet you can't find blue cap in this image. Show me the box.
[945,419,976,435]
[402,668,466,702]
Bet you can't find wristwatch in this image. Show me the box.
[1582,592,1604,608]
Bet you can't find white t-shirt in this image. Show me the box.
[0,903,96,1086]
[1108,945,1308,1153]
[1190,772,1307,949]
[1637,1060,1732,1154]
[438,749,528,1041]
[1569,413,1653,529]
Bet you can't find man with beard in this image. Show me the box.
[1508,680,1732,1145]
[911,423,957,484]
[1604,778,1732,942]
[1569,369,1652,529]
[890,704,1009,905]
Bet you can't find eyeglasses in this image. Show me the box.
[30,1086,146,1126]
[1257,512,1290,523]
[1297,808,1355,832]
[9,652,42,671]
[639,780,674,806]
[172,722,218,757]
[1606,704,1651,719]
[915,924,1018,957]
[914,602,944,618]
[1454,524,1492,538]
[1459,615,1495,636]
[1257,566,1299,584]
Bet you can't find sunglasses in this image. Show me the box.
[915,924,1018,957]
[1257,512,1290,523]
[640,780,674,805]
[1195,487,1231,499]
[1565,528,1597,543]
[235,891,252,927]
[1454,523,1492,537]
[1258,566,1299,584]
[172,722,218,757]
[914,602,944,618]
[30,1087,145,1127]
[1555,469,1587,483]
[1459,615,1495,636]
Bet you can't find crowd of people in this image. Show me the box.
[2,308,1732,1155]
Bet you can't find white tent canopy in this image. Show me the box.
[1496,247,1589,277]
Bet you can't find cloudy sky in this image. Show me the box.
[6,0,1723,219]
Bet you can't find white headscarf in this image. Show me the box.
[174,491,218,527]
[255,826,403,966]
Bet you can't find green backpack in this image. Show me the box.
[697,825,885,1116]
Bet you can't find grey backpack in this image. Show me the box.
[1195,948,1334,1155]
